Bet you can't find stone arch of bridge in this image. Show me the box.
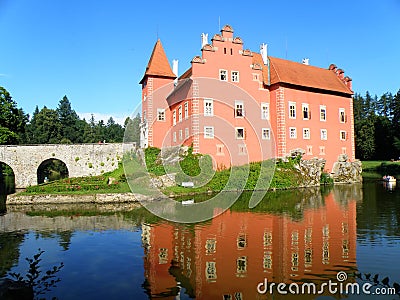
[0,160,15,176]
[36,158,70,185]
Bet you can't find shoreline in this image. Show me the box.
[6,192,150,205]
[6,183,331,205]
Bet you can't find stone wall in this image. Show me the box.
[0,143,135,188]
[6,192,144,205]
[331,154,362,183]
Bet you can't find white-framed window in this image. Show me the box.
[303,128,310,139]
[173,110,176,126]
[237,256,247,273]
[262,128,270,140]
[205,238,217,254]
[143,95,147,102]
[204,126,214,139]
[289,102,296,119]
[143,110,146,121]
[321,129,328,140]
[342,147,347,154]
[185,127,189,138]
[289,127,297,139]
[263,251,272,269]
[231,71,239,82]
[184,102,189,119]
[320,105,326,121]
[205,261,217,280]
[173,132,177,142]
[235,101,244,117]
[237,234,247,249]
[339,108,346,123]
[157,108,165,121]
[178,106,182,122]
[219,69,227,81]
[179,129,183,140]
[235,127,245,139]
[302,103,310,120]
[319,146,326,155]
[261,102,269,120]
[204,99,213,116]
[253,73,260,81]
[158,248,168,264]
[340,130,347,140]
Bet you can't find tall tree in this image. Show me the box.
[56,96,80,143]
[30,107,62,144]
[105,117,124,142]
[0,86,28,144]
[83,114,97,143]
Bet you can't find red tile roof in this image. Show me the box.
[252,54,352,95]
[179,67,192,80]
[268,56,353,95]
[140,39,176,83]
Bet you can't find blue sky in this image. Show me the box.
[1,1,399,124]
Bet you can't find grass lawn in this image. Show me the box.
[21,163,130,195]
[21,147,331,196]
[362,160,400,179]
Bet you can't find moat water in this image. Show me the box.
[1,178,400,299]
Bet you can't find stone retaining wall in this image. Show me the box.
[6,192,145,205]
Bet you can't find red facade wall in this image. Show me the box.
[140,25,354,171]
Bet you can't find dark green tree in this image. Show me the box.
[354,93,376,160]
[374,116,394,160]
[56,95,81,143]
[0,86,28,144]
[83,115,97,143]
[30,107,62,144]
[105,117,124,142]
[95,119,106,142]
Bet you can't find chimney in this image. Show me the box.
[329,64,337,73]
[260,43,268,65]
[201,33,208,48]
[302,58,309,65]
[344,76,352,91]
[172,59,178,85]
[337,68,345,80]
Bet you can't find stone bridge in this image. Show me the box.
[0,143,135,188]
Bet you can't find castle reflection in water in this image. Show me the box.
[141,187,360,299]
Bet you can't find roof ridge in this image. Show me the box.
[269,57,282,83]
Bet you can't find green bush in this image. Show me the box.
[320,172,334,185]
[144,147,166,176]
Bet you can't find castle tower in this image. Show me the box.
[139,39,176,148]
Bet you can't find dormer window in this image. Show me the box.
[219,69,227,81]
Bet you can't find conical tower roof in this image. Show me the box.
[140,39,176,84]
